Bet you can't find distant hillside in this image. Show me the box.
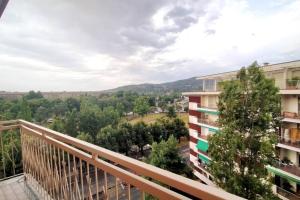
[105,77,203,94]
[0,77,203,99]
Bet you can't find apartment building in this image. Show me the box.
[183,60,300,199]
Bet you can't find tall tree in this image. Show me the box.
[132,121,152,156]
[18,99,32,121]
[167,106,177,118]
[116,122,133,155]
[147,135,192,177]
[96,125,119,152]
[208,63,281,199]
[76,132,93,143]
[133,96,150,117]
[64,110,79,137]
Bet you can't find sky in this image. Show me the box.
[0,0,300,92]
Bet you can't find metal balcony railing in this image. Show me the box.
[286,79,300,90]
[197,103,218,110]
[277,186,300,200]
[198,118,219,128]
[0,120,243,200]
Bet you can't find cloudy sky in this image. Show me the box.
[1,0,300,91]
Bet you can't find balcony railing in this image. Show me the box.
[282,112,300,119]
[198,118,219,128]
[279,136,300,148]
[277,186,300,200]
[0,120,243,200]
[197,104,218,110]
[286,79,300,90]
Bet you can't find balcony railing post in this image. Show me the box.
[0,130,6,178]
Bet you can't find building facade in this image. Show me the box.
[183,60,300,199]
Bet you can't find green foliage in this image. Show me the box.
[156,117,188,141]
[116,122,133,155]
[24,90,43,100]
[133,96,150,117]
[0,130,22,177]
[49,117,65,133]
[66,98,80,111]
[208,62,281,199]
[64,110,79,137]
[96,125,119,152]
[17,99,32,121]
[132,121,152,156]
[76,132,94,143]
[147,135,192,177]
[167,106,177,118]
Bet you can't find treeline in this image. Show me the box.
[0,90,181,122]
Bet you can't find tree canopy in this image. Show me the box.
[208,63,281,199]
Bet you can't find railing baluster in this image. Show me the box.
[80,158,84,199]
[104,171,109,200]
[115,177,119,200]
[10,130,16,176]
[127,183,131,200]
[67,151,72,197]
[49,143,54,199]
[0,130,6,178]
[95,166,99,200]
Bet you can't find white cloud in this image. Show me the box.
[0,0,299,91]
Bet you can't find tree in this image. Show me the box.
[116,122,133,155]
[167,106,177,118]
[49,117,65,133]
[18,99,32,121]
[79,109,102,140]
[133,96,150,117]
[66,98,80,111]
[132,121,152,156]
[24,91,43,100]
[76,132,93,143]
[149,122,164,143]
[96,125,119,152]
[147,135,192,177]
[208,63,281,199]
[64,110,79,137]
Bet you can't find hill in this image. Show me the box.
[0,77,203,99]
[105,77,203,94]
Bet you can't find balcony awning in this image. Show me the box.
[198,153,210,164]
[196,139,209,152]
[266,165,300,184]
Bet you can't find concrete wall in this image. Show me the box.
[282,96,298,113]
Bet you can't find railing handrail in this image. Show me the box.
[0,119,244,200]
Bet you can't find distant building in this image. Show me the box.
[183,60,300,198]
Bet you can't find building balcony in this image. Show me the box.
[277,186,300,200]
[267,164,300,185]
[0,120,242,200]
[286,79,300,90]
[282,112,300,124]
[196,104,219,115]
[198,118,219,130]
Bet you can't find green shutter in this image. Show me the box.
[196,140,209,152]
[198,154,210,164]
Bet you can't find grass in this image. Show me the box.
[129,112,188,126]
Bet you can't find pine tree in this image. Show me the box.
[208,62,281,199]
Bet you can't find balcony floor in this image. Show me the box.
[0,175,28,200]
